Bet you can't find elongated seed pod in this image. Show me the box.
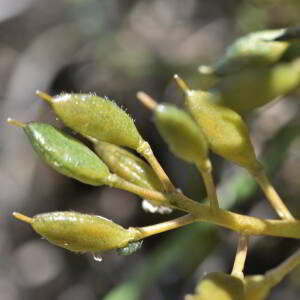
[153,104,209,170]
[94,141,163,191]
[94,141,172,214]
[31,212,136,252]
[21,122,110,185]
[185,272,245,300]
[184,88,262,174]
[203,28,292,77]
[37,92,143,150]
[216,62,300,113]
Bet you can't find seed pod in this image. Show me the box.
[94,141,163,191]
[153,104,209,170]
[185,272,245,300]
[244,275,271,300]
[94,141,172,214]
[183,86,262,174]
[216,62,300,113]
[30,211,136,252]
[37,92,143,150]
[202,28,293,77]
[9,120,110,186]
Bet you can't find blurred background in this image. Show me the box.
[1,0,300,299]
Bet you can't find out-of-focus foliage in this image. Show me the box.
[1,1,300,300]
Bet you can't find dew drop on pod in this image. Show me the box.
[185,272,245,300]
[7,120,110,186]
[13,212,138,253]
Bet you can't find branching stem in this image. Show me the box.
[231,234,249,279]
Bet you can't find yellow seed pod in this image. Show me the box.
[216,62,300,113]
[36,92,143,150]
[14,212,137,253]
[94,141,163,191]
[180,81,262,174]
[154,104,209,170]
[185,272,245,300]
[244,275,271,300]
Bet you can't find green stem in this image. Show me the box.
[265,248,300,287]
[254,170,294,220]
[197,160,219,210]
[137,140,176,192]
[131,214,197,240]
[231,234,249,279]
[106,174,300,239]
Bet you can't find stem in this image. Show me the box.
[197,161,219,210]
[265,248,300,287]
[36,90,54,104]
[13,212,33,224]
[106,175,300,240]
[231,234,249,279]
[132,214,197,240]
[137,140,176,192]
[7,118,26,128]
[136,91,158,110]
[255,170,294,220]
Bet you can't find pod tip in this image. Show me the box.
[7,118,26,128]
[136,91,157,110]
[36,90,53,104]
[173,74,190,92]
[13,212,33,224]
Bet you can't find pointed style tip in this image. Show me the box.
[136,91,157,110]
[13,212,34,224]
[173,74,190,92]
[7,118,26,128]
[36,90,53,104]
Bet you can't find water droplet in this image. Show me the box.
[92,252,102,262]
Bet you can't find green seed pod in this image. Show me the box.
[31,211,136,252]
[204,28,292,77]
[37,92,143,150]
[244,275,271,300]
[186,272,245,300]
[116,240,143,256]
[216,62,300,113]
[154,104,209,170]
[94,141,172,214]
[21,122,110,186]
[94,141,163,191]
[184,87,262,174]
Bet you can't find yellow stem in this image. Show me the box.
[136,91,158,110]
[265,248,300,287]
[137,140,176,192]
[231,234,249,279]
[197,160,219,210]
[255,170,294,220]
[107,175,300,240]
[174,74,190,92]
[7,118,26,128]
[13,212,33,224]
[36,90,54,104]
[132,214,197,240]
